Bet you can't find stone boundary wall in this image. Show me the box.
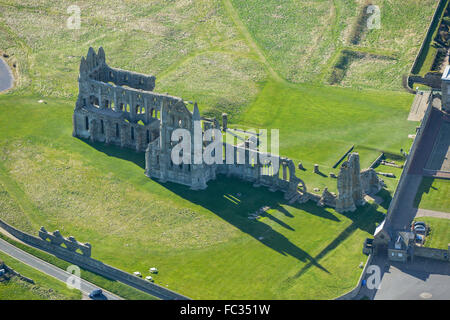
[0,218,189,300]
[332,145,354,169]
[384,93,434,230]
[3,264,35,284]
[409,72,443,90]
[409,0,446,77]
[335,254,373,300]
[413,245,449,261]
[369,152,385,169]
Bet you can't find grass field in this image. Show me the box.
[0,0,435,299]
[414,177,450,213]
[0,253,82,300]
[418,217,450,250]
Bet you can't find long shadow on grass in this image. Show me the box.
[412,176,433,209]
[285,202,385,285]
[154,175,348,274]
[79,138,146,169]
[81,140,383,277]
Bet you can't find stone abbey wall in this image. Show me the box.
[73,47,183,152]
[73,47,384,205]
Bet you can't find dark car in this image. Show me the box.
[89,289,103,299]
[414,225,426,234]
[414,221,426,228]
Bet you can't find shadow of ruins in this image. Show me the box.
[155,175,332,274]
[79,138,146,169]
[412,176,432,209]
[153,175,384,278]
[377,188,392,210]
[287,201,385,281]
[79,140,386,279]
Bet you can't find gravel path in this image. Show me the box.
[415,208,450,219]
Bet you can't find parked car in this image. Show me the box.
[145,276,154,282]
[415,234,424,243]
[89,289,103,299]
[414,225,426,234]
[149,267,158,274]
[133,271,142,277]
[414,221,426,228]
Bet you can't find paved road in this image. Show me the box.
[387,107,447,231]
[0,58,13,92]
[0,238,122,300]
[374,257,450,300]
[355,255,450,300]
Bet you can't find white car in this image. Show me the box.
[149,267,158,274]
[145,276,153,282]
[133,271,142,277]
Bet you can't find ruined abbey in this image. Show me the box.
[73,47,384,212]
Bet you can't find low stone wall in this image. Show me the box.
[369,152,384,169]
[409,72,443,90]
[4,265,35,284]
[409,0,446,76]
[332,144,354,169]
[414,245,450,261]
[0,218,189,300]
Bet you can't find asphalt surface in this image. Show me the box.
[0,58,13,92]
[0,238,122,300]
[374,257,450,300]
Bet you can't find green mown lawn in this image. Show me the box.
[419,217,450,250]
[0,92,397,299]
[0,0,434,299]
[414,177,450,213]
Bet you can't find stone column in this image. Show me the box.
[72,113,77,137]
[114,90,118,112]
[136,127,142,152]
[145,97,149,123]
[89,119,96,142]
[130,93,135,122]
[98,87,102,108]
[120,124,127,148]
[282,162,287,180]
[105,119,111,144]
[222,113,228,131]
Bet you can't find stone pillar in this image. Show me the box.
[314,164,319,174]
[98,87,102,108]
[136,127,142,152]
[72,113,77,137]
[348,153,365,206]
[130,93,135,122]
[222,113,228,131]
[145,97,149,123]
[114,90,118,112]
[120,124,127,148]
[89,119,96,142]
[105,119,111,144]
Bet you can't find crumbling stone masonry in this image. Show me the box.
[73,48,307,199]
[39,227,92,257]
[335,153,384,213]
